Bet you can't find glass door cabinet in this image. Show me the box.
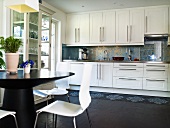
[11,10,52,70]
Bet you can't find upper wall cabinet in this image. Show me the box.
[116,8,144,44]
[66,14,89,44]
[145,6,168,34]
[90,11,116,44]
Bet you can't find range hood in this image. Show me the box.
[144,34,169,42]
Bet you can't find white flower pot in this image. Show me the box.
[24,64,30,74]
[5,53,19,74]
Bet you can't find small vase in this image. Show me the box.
[24,64,30,74]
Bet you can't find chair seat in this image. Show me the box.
[0,110,16,119]
[40,88,68,95]
[38,100,83,117]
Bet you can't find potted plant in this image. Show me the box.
[0,49,5,69]
[20,60,34,73]
[0,36,22,74]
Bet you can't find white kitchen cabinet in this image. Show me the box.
[69,63,84,85]
[113,63,143,89]
[145,6,168,34]
[116,8,144,44]
[113,77,143,89]
[90,63,113,87]
[90,11,116,44]
[168,6,170,45]
[143,63,168,91]
[66,14,89,44]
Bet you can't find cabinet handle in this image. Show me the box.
[100,27,101,42]
[119,78,137,81]
[75,28,77,42]
[130,25,132,42]
[146,69,166,72]
[146,65,166,67]
[78,28,80,42]
[146,79,165,82]
[119,64,137,66]
[102,27,104,42]
[127,25,128,42]
[146,16,147,33]
[119,69,136,70]
[97,64,98,79]
[100,64,102,80]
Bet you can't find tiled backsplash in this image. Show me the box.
[62,42,170,61]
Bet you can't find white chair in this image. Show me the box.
[34,63,93,128]
[33,62,70,103]
[0,110,18,128]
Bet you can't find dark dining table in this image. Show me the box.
[0,69,74,128]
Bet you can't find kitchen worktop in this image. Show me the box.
[63,60,170,64]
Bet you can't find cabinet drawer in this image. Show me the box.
[113,77,142,89]
[144,68,168,78]
[144,63,168,68]
[114,63,143,68]
[143,78,167,91]
[113,68,143,77]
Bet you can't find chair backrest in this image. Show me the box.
[55,62,70,89]
[79,64,92,110]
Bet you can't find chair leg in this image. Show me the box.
[55,114,57,128]
[67,93,70,103]
[86,109,92,128]
[34,111,41,128]
[11,114,18,128]
[73,117,76,128]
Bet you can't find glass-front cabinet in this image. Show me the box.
[39,11,52,70]
[11,10,52,70]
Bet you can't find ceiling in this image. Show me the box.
[43,0,170,13]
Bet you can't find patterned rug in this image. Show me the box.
[69,90,170,105]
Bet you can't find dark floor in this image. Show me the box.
[35,91,170,128]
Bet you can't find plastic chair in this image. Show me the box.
[0,110,18,128]
[33,62,70,103]
[34,63,93,128]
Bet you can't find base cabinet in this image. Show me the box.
[90,63,113,87]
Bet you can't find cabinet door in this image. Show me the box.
[66,15,79,44]
[69,63,84,85]
[99,63,113,87]
[130,9,144,44]
[145,7,168,34]
[90,63,99,87]
[116,10,129,43]
[102,11,116,44]
[90,12,102,43]
[78,14,89,44]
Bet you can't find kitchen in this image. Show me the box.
[0,0,170,128]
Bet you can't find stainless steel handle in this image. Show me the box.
[119,64,137,66]
[100,64,102,80]
[119,78,137,81]
[127,25,128,42]
[119,69,137,70]
[100,27,101,42]
[78,28,80,42]
[146,16,147,33]
[146,79,165,82]
[130,25,132,42]
[146,65,166,67]
[146,69,166,72]
[97,64,98,79]
[102,27,104,42]
[75,28,77,42]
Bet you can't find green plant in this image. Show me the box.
[0,36,23,53]
[0,49,5,69]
